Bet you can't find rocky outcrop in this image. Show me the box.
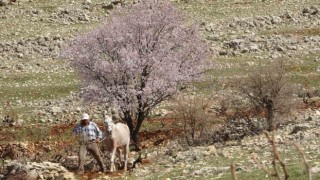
[0,35,67,59]
[3,161,75,180]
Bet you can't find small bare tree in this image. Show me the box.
[238,60,294,131]
[3,101,17,126]
[175,96,212,146]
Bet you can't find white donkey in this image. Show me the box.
[104,115,130,172]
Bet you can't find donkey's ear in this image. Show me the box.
[104,115,113,124]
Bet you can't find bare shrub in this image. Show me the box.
[210,92,266,144]
[174,96,212,146]
[237,60,295,131]
[2,101,17,126]
[211,117,266,144]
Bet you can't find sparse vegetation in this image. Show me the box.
[175,96,212,146]
[237,60,295,130]
[0,0,320,179]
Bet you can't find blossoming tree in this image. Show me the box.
[63,0,211,148]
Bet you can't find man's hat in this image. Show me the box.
[81,113,89,120]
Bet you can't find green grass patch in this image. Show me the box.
[0,17,103,41]
[0,84,79,102]
[0,72,78,84]
[287,63,318,73]
[0,71,80,102]
[290,74,320,87]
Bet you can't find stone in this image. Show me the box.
[18,142,27,149]
[275,45,285,51]
[206,145,218,156]
[287,46,298,50]
[65,156,78,165]
[219,51,228,56]
[15,63,25,70]
[75,107,81,112]
[83,0,92,4]
[102,3,114,10]
[111,0,122,5]
[0,0,9,6]
[229,39,244,49]
[302,7,311,14]
[311,166,320,173]
[311,8,319,15]
[314,110,320,116]
[42,172,54,179]
[17,53,24,58]
[27,169,38,180]
[54,172,75,180]
[245,61,255,67]
[248,43,259,51]
[271,16,282,24]
[50,107,63,114]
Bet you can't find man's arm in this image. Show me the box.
[73,124,81,134]
[93,122,103,141]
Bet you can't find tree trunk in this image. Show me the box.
[132,111,144,150]
[131,130,140,151]
[123,111,145,151]
[123,111,134,133]
[266,100,274,131]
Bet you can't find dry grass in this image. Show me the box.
[261,27,320,36]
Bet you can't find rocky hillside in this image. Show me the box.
[0,0,319,124]
[0,0,320,179]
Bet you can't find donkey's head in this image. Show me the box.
[104,115,113,133]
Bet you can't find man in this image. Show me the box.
[73,113,106,174]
